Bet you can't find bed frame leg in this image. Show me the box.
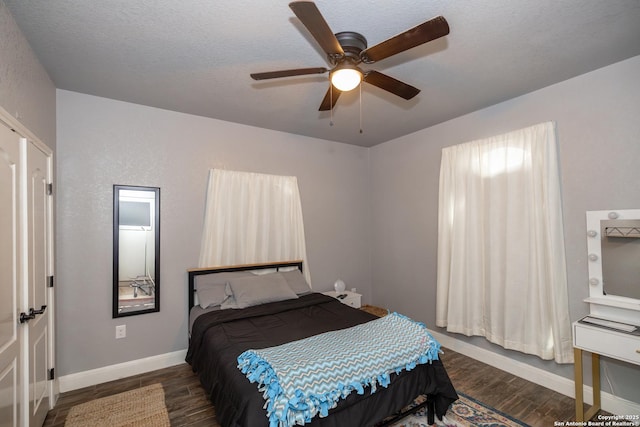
[375,396,432,427]
[427,398,435,425]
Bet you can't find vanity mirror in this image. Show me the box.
[585,209,640,324]
[113,185,160,317]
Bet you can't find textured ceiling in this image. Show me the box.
[5,0,640,147]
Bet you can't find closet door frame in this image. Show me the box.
[0,117,23,427]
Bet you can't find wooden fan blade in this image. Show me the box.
[363,71,420,100]
[360,16,449,63]
[250,67,328,80]
[319,85,342,111]
[289,1,344,58]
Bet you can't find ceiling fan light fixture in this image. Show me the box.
[330,65,362,92]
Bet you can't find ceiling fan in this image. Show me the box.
[250,1,450,111]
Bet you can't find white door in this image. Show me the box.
[0,123,22,427]
[25,141,51,427]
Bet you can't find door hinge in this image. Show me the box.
[47,183,53,196]
[48,368,55,380]
[48,275,54,288]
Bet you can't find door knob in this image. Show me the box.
[29,305,47,316]
[19,312,35,323]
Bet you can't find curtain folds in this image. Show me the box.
[199,169,311,285]
[436,122,573,363]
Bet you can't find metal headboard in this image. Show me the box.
[187,260,304,310]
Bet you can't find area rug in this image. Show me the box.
[65,383,170,427]
[389,392,529,427]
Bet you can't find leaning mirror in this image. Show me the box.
[113,185,160,317]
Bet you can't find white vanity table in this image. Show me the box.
[573,319,640,421]
[573,210,640,421]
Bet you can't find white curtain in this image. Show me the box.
[436,122,573,363]
[198,169,311,284]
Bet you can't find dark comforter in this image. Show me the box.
[186,293,457,427]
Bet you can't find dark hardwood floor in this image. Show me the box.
[44,347,601,427]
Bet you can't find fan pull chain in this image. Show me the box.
[329,84,334,127]
[359,83,363,134]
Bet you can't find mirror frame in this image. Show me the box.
[113,185,160,318]
[585,209,640,324]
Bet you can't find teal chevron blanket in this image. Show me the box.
[237,312,441,427]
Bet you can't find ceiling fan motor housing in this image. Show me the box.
[332,31,368,64]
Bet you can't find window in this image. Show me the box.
[436,122,573,363]
[199,169,310,284]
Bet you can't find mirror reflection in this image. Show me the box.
[601,218,640,300]
[113,185,160,317]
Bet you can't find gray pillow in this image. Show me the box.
[226,273,298,309]
[280,269,312,294]
[195,271,252,308]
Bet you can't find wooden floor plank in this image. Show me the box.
[45,347,607,426]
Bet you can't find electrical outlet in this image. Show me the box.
[115,325,126,339]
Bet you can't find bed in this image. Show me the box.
[186,261,457,427]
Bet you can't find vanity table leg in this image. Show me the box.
[574,347,602,421]
[591,353,601,416]
[575,348,584,421]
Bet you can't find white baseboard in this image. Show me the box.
[58,349,187,393]
[429,329,640,417]
[57,337,640,416]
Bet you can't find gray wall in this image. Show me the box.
[55,90,372,375]
[370,55,640,402]
[0,0,55,148]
